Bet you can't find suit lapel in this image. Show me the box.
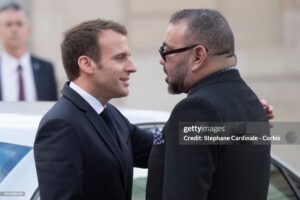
[106,106,132,188]
[85,111,129,188]
[31,56,42,99]
[105,105,130,152]
[85,111,126,166]
[61,83,128,188]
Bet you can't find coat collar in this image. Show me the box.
[188,68,241,97]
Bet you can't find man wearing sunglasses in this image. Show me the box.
[146,9,271,200]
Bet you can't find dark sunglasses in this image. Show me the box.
[159,44,207,62]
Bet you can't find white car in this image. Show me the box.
[0,102,299,200]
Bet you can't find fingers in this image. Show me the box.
[267,105,274,120]
[260,98,268,108]
[260,98,274,120]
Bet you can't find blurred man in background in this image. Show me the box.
[0,3,57,101]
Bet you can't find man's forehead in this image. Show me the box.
[98,30,130,54]
[166,22,188,34]
[98,30,128,46]
[0,9,28,22]
[99,29,128,43]
[163,22,188,46]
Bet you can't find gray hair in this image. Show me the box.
[170,9,235,57]
[0,2,29,21]
[0,2,22,13]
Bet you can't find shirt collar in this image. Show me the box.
[19,52,31,66]
[1,51,30,69]
[1,50,30,61]
[69,81,105,114]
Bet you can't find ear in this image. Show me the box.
[78,56,95,75]
[192,45,208,72]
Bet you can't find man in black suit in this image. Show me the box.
[146,9,271,200]
[0,3,57,101]
[34,19,153,200]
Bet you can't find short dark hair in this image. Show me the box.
[0,2,22,13]
[170,9,235,57]
[61,19,127,81]
[0,2,29,21]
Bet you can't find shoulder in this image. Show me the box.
[37,102,78,139]
[40,98,79,125]
[31,54,54,67]
[170,96,222,122]
[173,96,218,116]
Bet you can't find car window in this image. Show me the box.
[0,142,31,183]
[136,123,164,133]
[268,163,299,200]
[30,189,40,200]
[289,173,300,197]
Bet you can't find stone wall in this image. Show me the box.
[22,0,300,120]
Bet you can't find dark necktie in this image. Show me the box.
[100,108,121,148]
[17,65,25,101]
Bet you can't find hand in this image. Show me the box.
[260,99,274,120]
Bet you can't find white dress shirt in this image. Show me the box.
[0,51,37,101]
[69,81,105,114]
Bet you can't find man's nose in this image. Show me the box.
[126,58,137,73]
[160,57,165,66]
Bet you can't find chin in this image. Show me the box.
[168,88,180,94]
[119,89,129,97]
[168,84,183,94]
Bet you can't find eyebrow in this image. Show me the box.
[162,42,175,49]
[162,42,168,47]
[162,42,172,49]
[113,52,130,58]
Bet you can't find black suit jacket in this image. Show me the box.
[0,55,58,101]
[34,83,153,200]
[146,70,270,200]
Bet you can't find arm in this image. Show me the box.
[34,119,84,200]
[130,124,154,168]
[162,98,221,200]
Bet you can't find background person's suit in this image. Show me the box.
[0,55,58,101]
[146,69,270,200]
[34,83,153,200]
